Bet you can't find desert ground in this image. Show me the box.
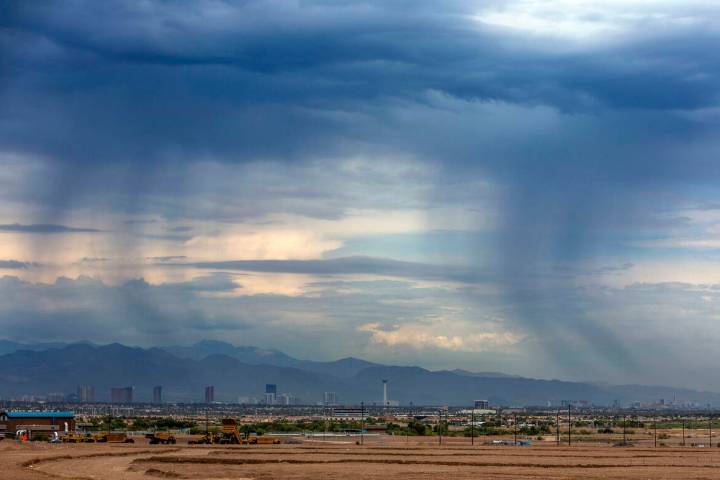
[4,435,720,480]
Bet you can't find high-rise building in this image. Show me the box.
[277,393,297,405]
[77,385,95,403]
[205,385,215,403]
[265,384,277,405]
[323,391,337,406]
[474,399,489,409]
[47,392,65,402]
[153,385,162,403]
[110,386,133,403]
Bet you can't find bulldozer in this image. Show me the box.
[146,432,177,444]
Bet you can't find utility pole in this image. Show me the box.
[438,409,443,446]
[360,402,364,446]
[709,415,713,448]
[654,415,657,448]
[514,413,518,446]
[623,414,626,445]
[471,408,475,446]
[556,409,560,446]
[682,417,685,447]
[567,404,571,446]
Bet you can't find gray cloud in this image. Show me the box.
[0,274,719,389]
[0,223,101,233]
[1,0,719,389]
[0,260,33,269]
[186,256,490,284]
[147,256,188,262]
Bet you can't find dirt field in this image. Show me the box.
[4,435,720,479]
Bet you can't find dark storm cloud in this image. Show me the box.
[0,260,33,269]
[0,223,101,233]
[188,256,489,283]
[2,0,720,168]
[1,0,720,386]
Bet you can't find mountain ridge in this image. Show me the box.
[0,340,718,406]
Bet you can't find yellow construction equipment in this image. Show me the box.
[62,433,96,443]
[243,433,281,445]
[252,435,281,445]
[146,432,177,444]
[188,433,214,445]
[218,418,243,444]
[95,432,135,443]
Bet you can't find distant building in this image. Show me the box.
[333,407,364,419]
[0,411,75,439]
[238,396,259,405]
[47,393,65,403]
[77,385,95,403]
[323,392,337,406]
[265,384,277,405]
[277,393,298,405]
[474,400,489,409]
[153,386,162,404]
[110,386,133,403]
[204,386,215,403]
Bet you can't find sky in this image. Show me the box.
[2,0,720,390]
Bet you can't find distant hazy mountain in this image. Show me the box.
[1,340,719,406]
[448,369,521,379]
[161,340,379,378]
[0,339,93,355]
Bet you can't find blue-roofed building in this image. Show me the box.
[0,411,75,438]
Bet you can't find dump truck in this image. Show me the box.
[254,435,281,445]
[188,433,214,445]
[95,432,135,443]
[247,434,281,445]
[62,433,96,443]
[218,418,244,444]
[146,432,177,444]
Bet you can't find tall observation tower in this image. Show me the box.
[382,379,388,409]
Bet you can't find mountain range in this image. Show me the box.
[0,340,718,407]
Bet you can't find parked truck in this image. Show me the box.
[146,432,177,444]
[218,418,244,444]
[95,432,135,443]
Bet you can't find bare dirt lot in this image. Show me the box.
[4,436,720,480]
